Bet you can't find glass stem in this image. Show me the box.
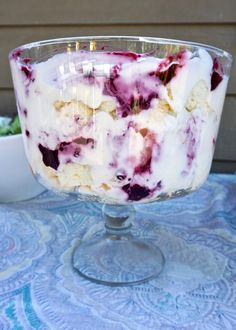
[102,204,135,236]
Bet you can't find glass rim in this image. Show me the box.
[9,35,233,62]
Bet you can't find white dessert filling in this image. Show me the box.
[10,48,229,203]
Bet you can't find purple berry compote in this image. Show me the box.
[10,45,229,204]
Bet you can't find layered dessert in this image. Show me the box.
[10,47,228,203]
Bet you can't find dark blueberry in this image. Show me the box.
[155,50,187,85]
[23,58,31,64]
[122,111,128,118]
[38,144,59,170]
[21,65,33,80]
[122,183,150,201]
[25,129,30,137]
[11,49,22,60]
[59,141,70,151]
[211,58,223,91]
[211,71,223,91]
[157,63,178,85]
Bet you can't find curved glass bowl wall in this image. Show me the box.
[9,36,232,285]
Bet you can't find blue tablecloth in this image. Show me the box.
[0,174,236,330]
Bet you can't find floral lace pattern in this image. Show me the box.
[0,174,235,330]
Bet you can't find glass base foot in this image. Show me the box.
[72,234,165,286]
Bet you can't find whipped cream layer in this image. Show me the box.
[10,48,229,203]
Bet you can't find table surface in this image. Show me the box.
[0,174,236,330]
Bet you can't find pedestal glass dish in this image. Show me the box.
[9,36,232,285]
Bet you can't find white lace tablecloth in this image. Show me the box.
[0,174,236,330]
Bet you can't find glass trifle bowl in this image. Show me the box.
[9,36,232,285]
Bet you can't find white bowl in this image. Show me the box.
[0,133,45,202]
